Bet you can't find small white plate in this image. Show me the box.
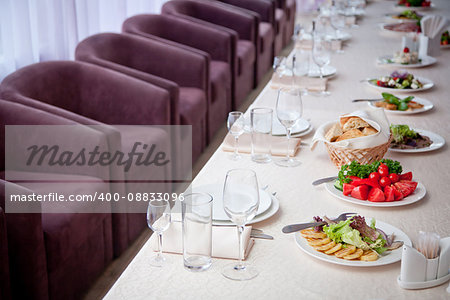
[389,128,445,153]
[272,118,310,135]
[325,181,426,207]
[308,65,337,78]
[295,217,412,267]
[441,44,450,49]
[213,194,280,226]
[384,14,421,23]
[367,97,433,114]
[326,31,352,42]
[394,3,435,11]
[193,184,272,221]
[366,76,434,93]
[377,55,437,68]
[379,22,421,35]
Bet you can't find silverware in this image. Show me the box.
[282,212,356,234]
[312,176,338,186]
[352,98,383,103]
[250,233,274,240]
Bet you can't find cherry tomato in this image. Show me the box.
[378,163,389,177]
[369,172,380,182]
[389,173,400,183]
[379,176,391,188]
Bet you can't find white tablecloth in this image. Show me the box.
[104,0,450,298]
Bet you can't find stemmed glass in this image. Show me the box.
[147,200,171,267]
[222,169,260,281]
[275,88,302,167]
[227,112,245,160]
[330,12,346,53]
[312,36,331,96]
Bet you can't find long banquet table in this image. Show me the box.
[104,0,450,298]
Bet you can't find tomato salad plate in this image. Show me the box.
[366,71,434,93]
[326,159,426,207]
[295,215,412,267]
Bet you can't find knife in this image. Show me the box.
[250,233,274,240]
[312,176,338,186]
[352,98,384,103]
[282,222,325,233]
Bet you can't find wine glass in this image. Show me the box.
[275,88,302,167]
[147,200,171,267]
[227,112,245,160]
[312,36,331,96]
[222,169,260,281]
[330,12,346,53]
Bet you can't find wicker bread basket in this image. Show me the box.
[325,134,393,168]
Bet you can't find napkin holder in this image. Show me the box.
[418,33,440,58]
[398,237,450,289]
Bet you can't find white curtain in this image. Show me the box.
[0,0,168,80]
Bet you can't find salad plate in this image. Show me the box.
[325,181,426,207]
[368,97,433,114]
[192,184,272,221]
[389,128,445,153]
[294,217,412,267]
[308,65,337,78]
[366,76,434,93]
[379,22,421,35]
[394,3,434,12]
[376,55,437,68]
[326,32,352,42]
[213,194,280,226]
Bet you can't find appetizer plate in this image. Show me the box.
[384,14,420,23]
[308,65,337,78]
[272,118,310,135]
[376,55,437,68]
[325,181,426,207]
[394,3,435,11]
[389,128,445,153]
[213,194,280,226]
[368,97,433,114]
[366,76,434,93]
[441,44,450,49]
[193,184,272,221]
[326,31,352,42]
[295,218,412,267]
[379,22,420,35]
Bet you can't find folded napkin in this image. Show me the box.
[295,39,342,51]
[270,73,327,92]
[311,108,390,150]
[419,15,450,57]
[222,132,301,156]
[149,222,254,260]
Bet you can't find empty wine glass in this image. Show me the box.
[147,200,171,267]
[330,12,346,53]
[227,112,245,160]
[275,88,302,167]
[222,169,260,281]
[312,36,331,96]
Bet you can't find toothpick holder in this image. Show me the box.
[398,237,450,289]
[418,34,441,58]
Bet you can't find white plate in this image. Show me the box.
[379,22,421,35]
[192,184,272,221]
[366,76,434,93]
[384,14,421,23]
[272,118,310,135]
[308,65,337,78]
[213,194,279,226]
[295,217,412,267]
[377,55,437,68]
[389,128,445,153]
[394,3,435,11]
[325,181,426,207]
[441,44,450,49]
[325,31,352,42]
[367,97,433,114]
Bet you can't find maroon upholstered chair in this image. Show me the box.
[276,0,296,45]
[75,32,207,159]
[266,0,288,55]
[162,0,256,109]
[123,14,231,141]
[0,206,11,300]
[0,61,173,256]
[0,99,114,300]
[212,0,275,83]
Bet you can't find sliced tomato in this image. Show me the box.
[393,187,404,201]
[368,187,385,202]
[351,178,381,189]
[347,176,361,182]
[384,186,395,202]
[394,180,418,197]
[351,185,370,200]
[343,183,356,196]
[399,172,413,181]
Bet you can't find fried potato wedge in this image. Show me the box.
[314,241,336,251]
[343,248,363,260]
[334,245,356,258]
[308,237,331,246]
[324,243,343,255]
[360,250,379,261]
[300,229,327,239]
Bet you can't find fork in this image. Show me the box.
[281,212,356,233]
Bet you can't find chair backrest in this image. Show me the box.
[0,205,11,300]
